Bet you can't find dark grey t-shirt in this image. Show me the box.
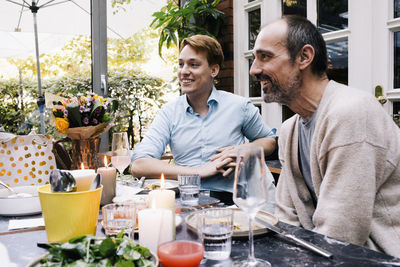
[298,112,318,205]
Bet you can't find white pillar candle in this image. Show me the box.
[97,166,116,205]
[138,208,173,254]
[67,169,96,191]
[149,188,176,237]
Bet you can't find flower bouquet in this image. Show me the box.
[51,92,118,169]
[52,92,117,139]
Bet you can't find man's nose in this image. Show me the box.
[181,64,190,74]
[249,60,260,76]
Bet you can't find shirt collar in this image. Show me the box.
[184,86,219,113]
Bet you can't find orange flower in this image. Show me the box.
[55,117,69,133]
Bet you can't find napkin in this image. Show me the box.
[8,217,45,231]
[116,182,143,197]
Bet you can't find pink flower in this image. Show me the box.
[53,105,65,111]
[83,117,89,125]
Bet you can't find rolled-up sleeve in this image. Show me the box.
[242,100,276,141]
[131,107,171,161]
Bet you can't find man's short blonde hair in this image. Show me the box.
[180,35,224,68]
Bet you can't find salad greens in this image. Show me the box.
[38,232,155,267]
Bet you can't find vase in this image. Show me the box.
[71,137,100,170]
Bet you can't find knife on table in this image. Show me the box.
[255,217,333,259]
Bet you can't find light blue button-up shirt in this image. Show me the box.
[132,87,276,193]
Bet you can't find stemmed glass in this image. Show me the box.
[233,146,271,267]
[111,132,131,179]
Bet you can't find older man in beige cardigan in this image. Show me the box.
[250,15,400,257]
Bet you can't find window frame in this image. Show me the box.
[233,0,354,132]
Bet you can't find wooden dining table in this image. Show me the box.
[1,203,400,267]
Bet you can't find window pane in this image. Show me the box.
[395,0,400,18]
[282,105,295,122]
[327,40,348,85]
[248,8,261,50]
[394,32,400,88]
[255,104,262,114]
[393,102,400,127]
[317,0,348,33]
[249,59,261,97]
[282,0,306,17]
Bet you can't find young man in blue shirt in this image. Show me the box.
[131,35,276,205]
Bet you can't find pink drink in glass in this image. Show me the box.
[157,240,204,267]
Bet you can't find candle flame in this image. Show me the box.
[80,162,85,170]
[104,156,108,167]
[160,173,165,190]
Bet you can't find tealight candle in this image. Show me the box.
[138,206,173,253]
[148,173,176,236]
[97,156,116,205]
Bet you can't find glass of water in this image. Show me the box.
[178,174,201,206]
[198,207,234,261]
[102,203,136,239]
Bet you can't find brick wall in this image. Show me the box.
[216,0,234,93]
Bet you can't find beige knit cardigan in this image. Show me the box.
[275,81,400,257]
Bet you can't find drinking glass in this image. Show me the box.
[102,203,136,239]
[233,146,271,267]
[198,207,233,261]
[178,174,201,206]
[111,132,131,178]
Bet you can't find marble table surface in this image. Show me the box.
[1,209,400,267]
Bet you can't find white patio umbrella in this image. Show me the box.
[2,0,92,134]
[0,0,167,134]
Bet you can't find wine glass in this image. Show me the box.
[233,146,271,267]
[111,132,131,179]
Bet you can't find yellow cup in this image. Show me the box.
[38,184,103,243]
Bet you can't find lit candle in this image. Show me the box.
[149,173,176,236]
[138,203,174,254]
[67,163,96,191]
[96,156,117,205]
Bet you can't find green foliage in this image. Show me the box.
[0,70,168,150]
[108,70,169,148]
[150,0,225,58]
[39,234,155,266]
[2,25,175,148]
[107,29,158,71]
[0,78,37,133]
[111,0,132,14]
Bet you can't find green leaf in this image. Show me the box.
[90,99,104,119]
[66,102,82,127]
[99,238,116,257]
[116,239,141,260]
[69,235,88,244]
[115,259,134,267]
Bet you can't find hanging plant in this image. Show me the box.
[150,0,225,58]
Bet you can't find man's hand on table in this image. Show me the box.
[210,145,238,177]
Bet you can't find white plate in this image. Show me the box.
[143,179,179,190]
[113,194,149,205]
[0,185,41,216]
[185,208,279,238]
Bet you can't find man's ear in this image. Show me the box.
[297,44,315,71]
[210,64,220,78]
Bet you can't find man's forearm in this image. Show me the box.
[130,157,219,179]
[249,137,276,156]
